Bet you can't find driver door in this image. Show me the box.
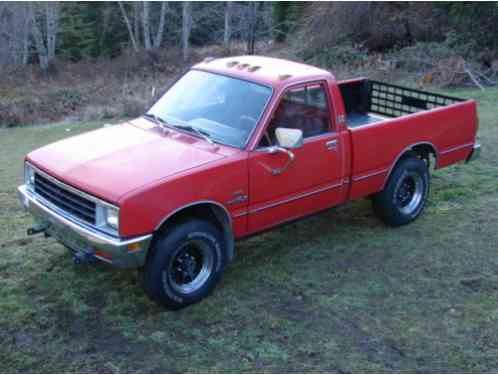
[247,82,345,233]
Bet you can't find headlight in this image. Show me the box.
[24,163,35,190]
[104,207,119,230]
[96,205,120,233]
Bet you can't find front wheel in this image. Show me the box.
[140,220,227,309]
[372,157,430,227]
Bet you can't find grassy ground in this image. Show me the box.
[1,87,497,373]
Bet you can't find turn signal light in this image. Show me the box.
[127,243,142,253]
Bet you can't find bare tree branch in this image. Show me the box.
[30,3,49,71]
[224,2,232,49]
[142,1,151,50]
[153,2,168,49]
[182,2,192,61]
[118,1,139,52]
[45,2,59,61]
[465,67,485,91]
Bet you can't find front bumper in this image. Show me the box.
[18,184,152,268]
[466,143,481,163]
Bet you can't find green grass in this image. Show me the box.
[1,87,497,372]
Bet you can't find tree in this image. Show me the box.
[118,1,138,52]
[438,2,498,55]
[245,2,260,55]
[153,2,168,49]
[21,6,31,65]
[133,2,141,48]
[272,2,301,43]
[142,1,151,50]
[30,2,60,72]
[182,2,192,61]
[57,3,128,60]
[0,3,32,67]
[59,3,97,61]
[223,1,232,50]
[118,1,168,52]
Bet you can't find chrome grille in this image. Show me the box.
[34,173,96,224]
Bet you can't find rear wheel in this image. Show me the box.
[372,157,429,227]
[140,220,227,309]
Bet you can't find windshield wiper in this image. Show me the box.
[144,114,215,145]
[143,113,170,131]
[171,124,215,144]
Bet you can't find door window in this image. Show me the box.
[259,83,331,147]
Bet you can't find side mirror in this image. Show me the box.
[275,127,303,149]
[262,128,303,176]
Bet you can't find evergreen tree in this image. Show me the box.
[272,2,303,43]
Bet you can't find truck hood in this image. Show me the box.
[27,120,226,203]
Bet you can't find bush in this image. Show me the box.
[0,104,23,128]
[295,2,498,70]
[0,96,48,127]
[120,96,149,118]
[80,105,122,122]
[386,40,457,72]
[437,3,498,58]
[304,44,368,70]
[46,88,84,112]
[272,2,303,43]
[298,3,444,54]
[0,48,186,127]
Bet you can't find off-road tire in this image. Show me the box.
[140,220,227,309]
[372,157,430,227]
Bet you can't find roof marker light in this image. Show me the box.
[226,61,239,67]
[237,63,250,70]
[247,65,261,72]
[278,74,292,80]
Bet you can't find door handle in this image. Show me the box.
[326,139,338,150]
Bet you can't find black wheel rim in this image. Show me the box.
[394,171,424,215]
[166,239,214,294]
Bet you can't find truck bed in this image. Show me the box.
[346,112,387,128]
[338,78,478,200]
[339,79,465,128]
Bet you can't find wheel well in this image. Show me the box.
[151,203,235,262]
[381,143,437,191]
[398,143,437,168]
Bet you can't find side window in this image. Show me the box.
[259,83,331,147]
[307,84,328,110]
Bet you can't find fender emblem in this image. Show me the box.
[227,191,248,205]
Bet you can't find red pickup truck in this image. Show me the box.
[19,56,480,309]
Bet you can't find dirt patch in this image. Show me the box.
[0,237,34,249]
[460,277,498,293]
[315,310,416,371]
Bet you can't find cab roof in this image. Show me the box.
[193,55,335,89]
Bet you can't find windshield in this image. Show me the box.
[147,70,272,148]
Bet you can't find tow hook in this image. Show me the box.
[27,223,50,236]
[73,250,96,265]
